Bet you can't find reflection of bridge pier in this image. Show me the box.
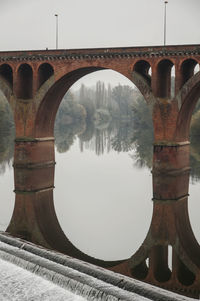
[8,139,123,269]
[8,138,200,298]
[128,143,200,298]
[8,137,56,245]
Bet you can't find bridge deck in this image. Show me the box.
[0,44,200,61]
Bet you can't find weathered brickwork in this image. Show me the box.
[0,44,200,142]
[2,45,200,299]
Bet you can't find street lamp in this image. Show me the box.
[164,1,168,46]
[55,14,58,49]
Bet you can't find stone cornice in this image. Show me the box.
[0,46,200,63]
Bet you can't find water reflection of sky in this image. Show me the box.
[0,137,200,261]
[0,166,14,231]
[55,138,152,260]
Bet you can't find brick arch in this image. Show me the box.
[175,71,200,141]
[179,59,199,89]
[35,67,104,137]
[34,65,156,138]
[16,63,33,99]
[37,63,54,89]
[155,59,174,98]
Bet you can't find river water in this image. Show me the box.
[0,126,200,262]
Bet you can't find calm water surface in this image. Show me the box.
[1,132,200,261]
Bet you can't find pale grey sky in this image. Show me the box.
[0,0,199,51]
[1,0,200,87]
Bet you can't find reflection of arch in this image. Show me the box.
[0,64,13,87]
[133,60,151,85]
[7,161,124,269]
[176,72,200,141]
[34,66,156,138]
[17,63,33,99]
[0,75,13,103]
[38,63,54,89]
[156,59,174,98]
[35,67,104,137]
[127,145,200,298]
[180,59,199,88]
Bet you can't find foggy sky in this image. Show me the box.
[0,0,200,51]
[1,0,199,87]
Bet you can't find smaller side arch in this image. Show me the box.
[17,63,33,99]
[175,71,200,141]
[0,64,13,88]
[37,63,54,89]
[155,59,174,98]
[179,59,199,88]
[133,60,151,85]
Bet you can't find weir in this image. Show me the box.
[0,233,195,301]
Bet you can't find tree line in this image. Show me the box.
[1,82,200,180]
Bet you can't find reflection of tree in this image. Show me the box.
[78,93,154,165]
[189,100,200,182]
[0,135,14,174]
[130,96,154,169]
[190,140,200,182]
[79,122,111,156]
[55,121,86,153]
[0,93,15,174]
[55,91,86,152]
[111,122,134,152]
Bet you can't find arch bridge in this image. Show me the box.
[0,44,200,142]
[2,44,200,298]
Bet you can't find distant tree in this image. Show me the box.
[55,90,86,131]
[112,85,134,118]
[0,93,15,174]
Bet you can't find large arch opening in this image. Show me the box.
[176,74,200,141]
[0,64,13,88]
[35,67,104,138]
[17,63,33,99]
[186,75,200,249]
[52,69,154,261]
[0,90,15,233]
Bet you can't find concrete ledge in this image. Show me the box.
[15,137,55,142]
[153,141,190,147]
[0,232,195,301]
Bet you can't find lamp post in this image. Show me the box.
[164,1,168,46]
[55,14,58,49]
